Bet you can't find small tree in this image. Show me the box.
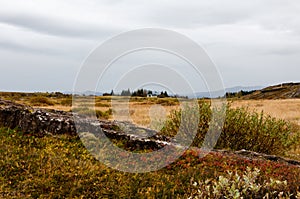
[110,90,114,96]
[164,91,169,97]
[121,89,131,96]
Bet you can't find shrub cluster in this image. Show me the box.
[160,101,300,155]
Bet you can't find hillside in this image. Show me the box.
[242,82,300,100]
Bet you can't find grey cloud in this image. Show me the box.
[0,12,119,39]
[262,45,300,56]
[135,0,300,37]
[0,39,92,61]
[0,0,299,92]
[0,40,64,56]
[137,1,258,28]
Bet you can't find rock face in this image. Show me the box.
[0,99,76,136]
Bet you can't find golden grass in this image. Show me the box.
[127,103,179,129]
[16,96,300,128]
[230,99,300,126]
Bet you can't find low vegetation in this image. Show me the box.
[160,101,300,156]
[190,167,299,198]
[1,91,300,197]
[0,128,299,198]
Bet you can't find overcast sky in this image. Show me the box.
[0,0,299,93]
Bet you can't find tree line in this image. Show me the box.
[103,88,171,98]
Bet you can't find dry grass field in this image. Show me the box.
[231,99,300,126]
[1,92,299,127]
[126,98,300,129]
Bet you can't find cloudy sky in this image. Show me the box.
[0,0,299,93]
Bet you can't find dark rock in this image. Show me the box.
[0,99,170,150]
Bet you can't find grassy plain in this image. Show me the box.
[1,92,299,159]
[1,92,300,197]
[1,92,299,127]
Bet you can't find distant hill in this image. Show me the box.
[63,91,103,96]
[194,86,263,98]
[225,86,264,93]
[242,82,300,100]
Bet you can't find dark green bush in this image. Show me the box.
[160,101,300,155]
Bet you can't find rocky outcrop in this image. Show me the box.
[0,99,76,136]
[0,99,170,150]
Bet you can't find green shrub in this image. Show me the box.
[29,96,54,106]
[96,109,113,120]
[220,107,299,155]
[160,101,300,155]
